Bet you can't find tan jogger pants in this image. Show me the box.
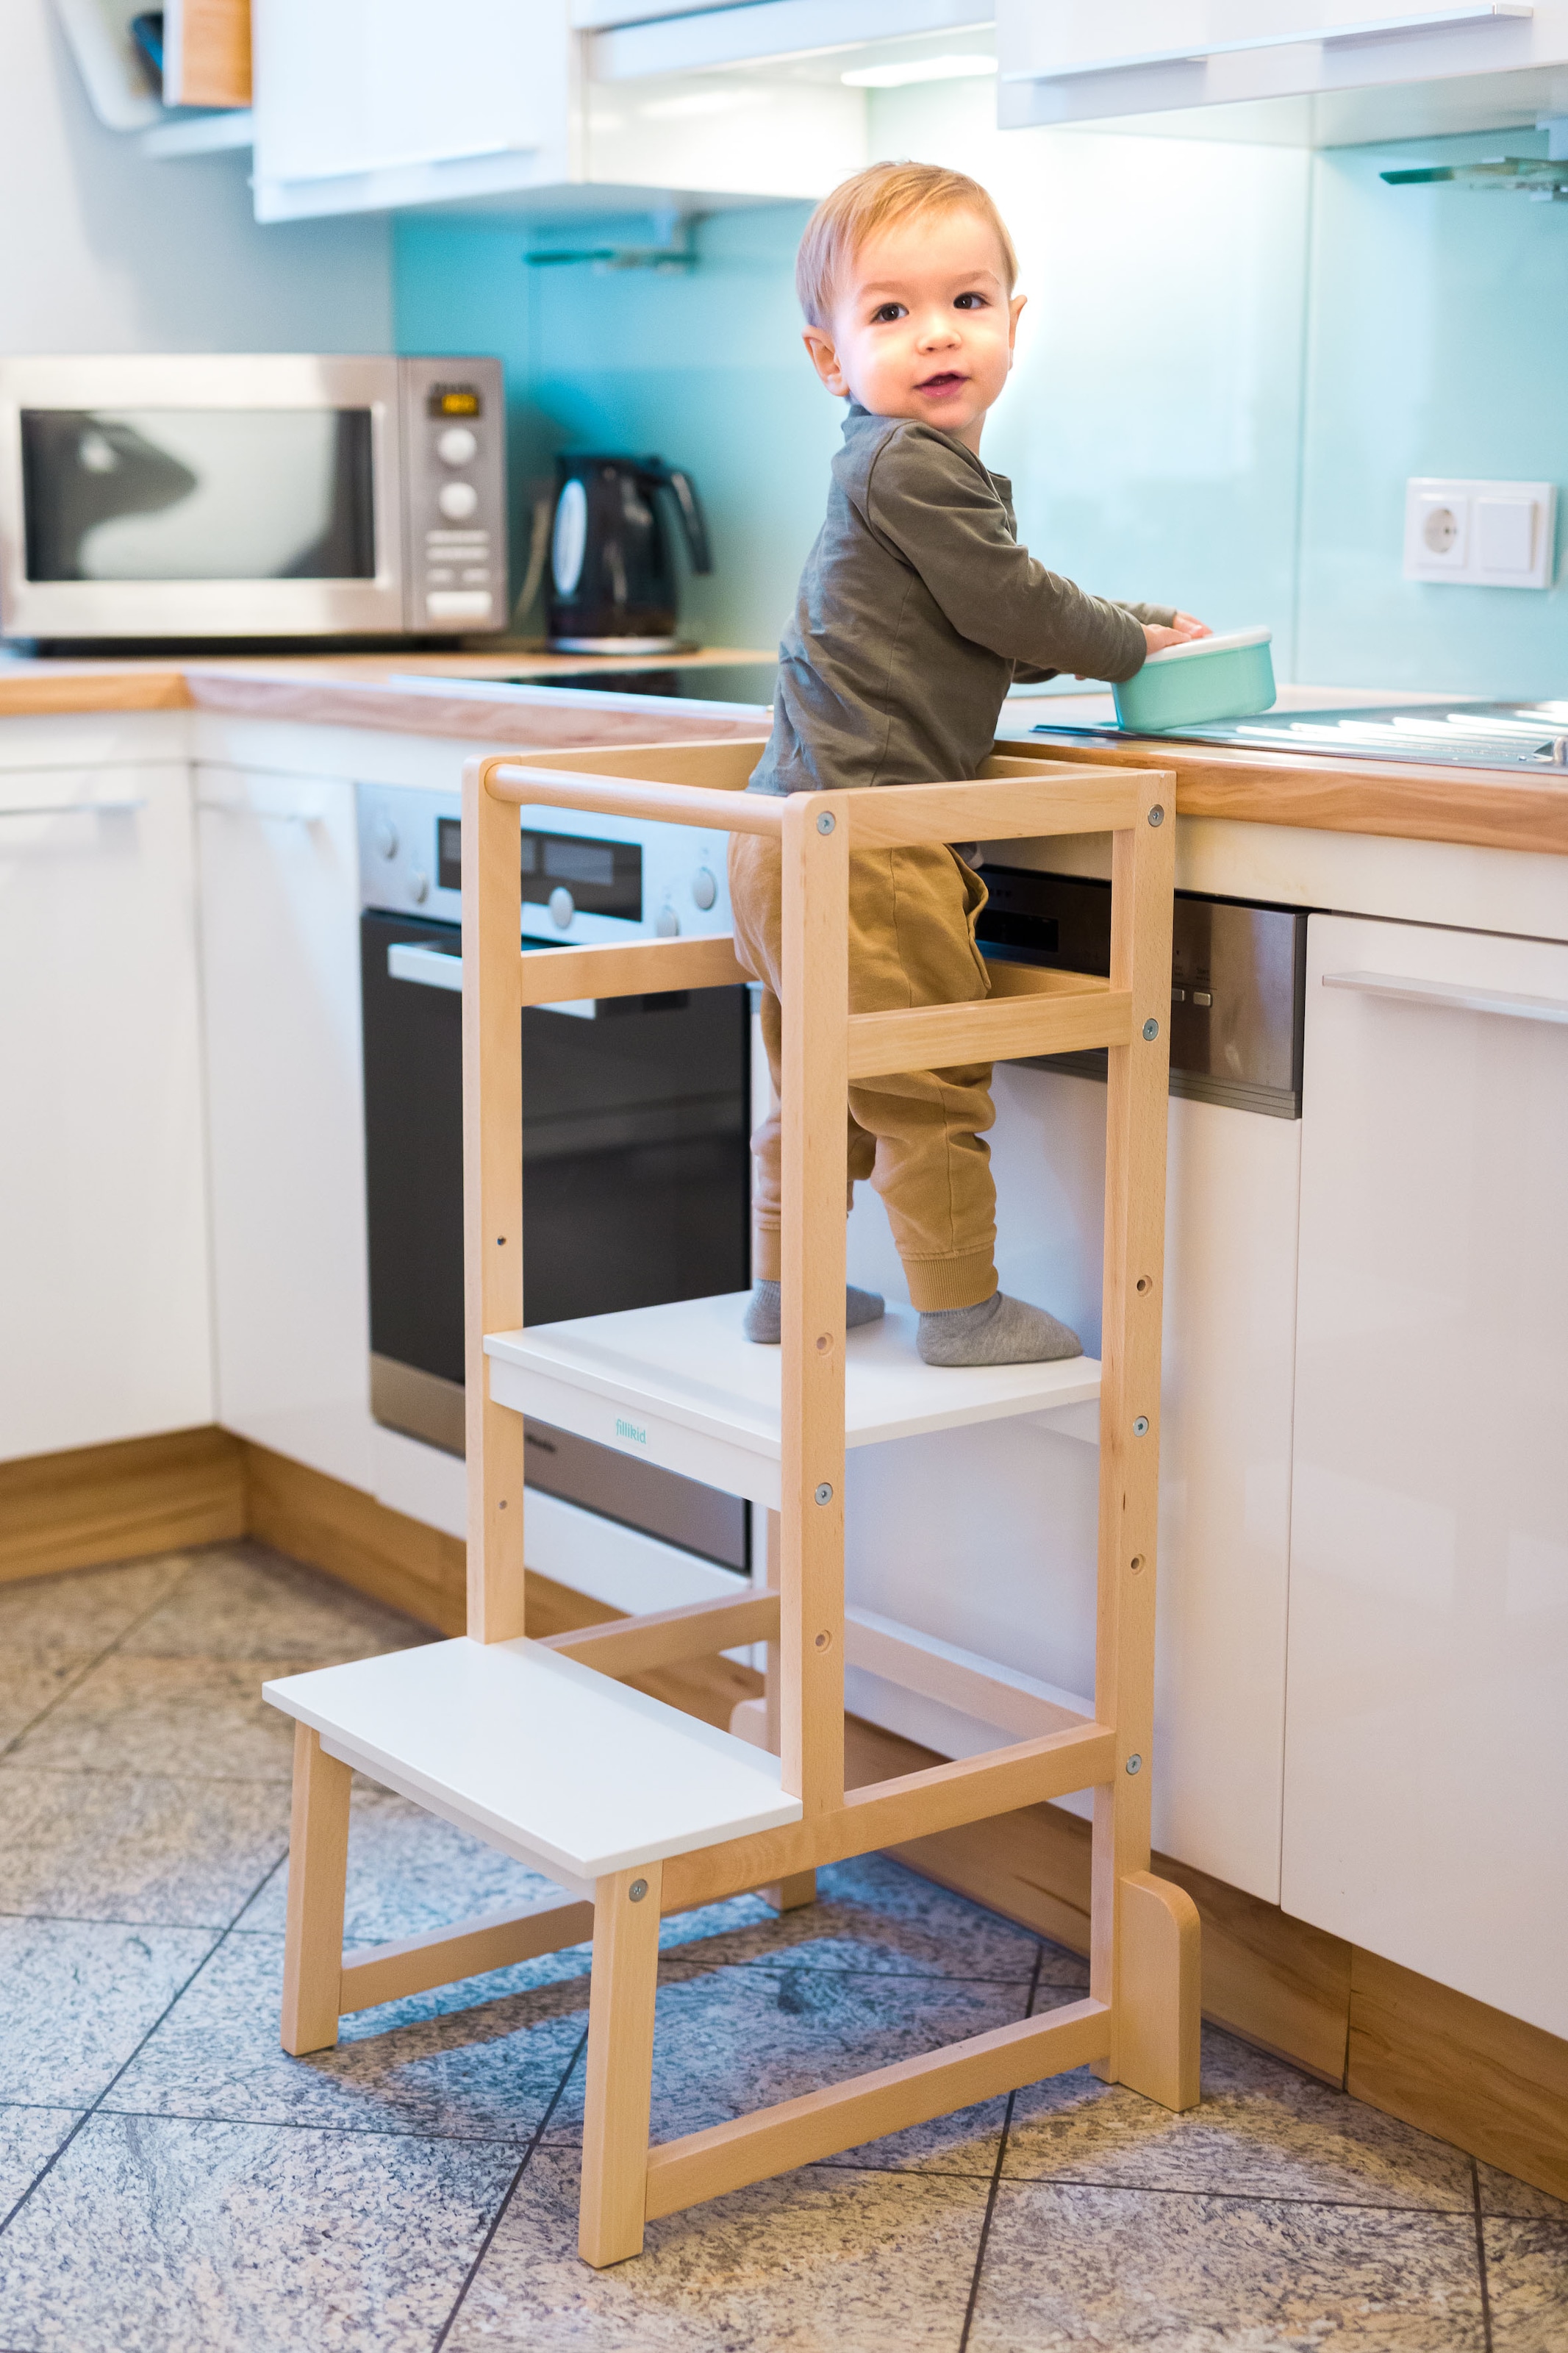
[728,829,998,1313]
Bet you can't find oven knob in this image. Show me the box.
[548,886,575,929]
[691,866,717,911]
[437,426,478,468]
[373,815,398,860]
[656,906,681,938]
[437,481,479,522]
[409,869,430,904]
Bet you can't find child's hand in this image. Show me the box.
[1144,613,1211,657]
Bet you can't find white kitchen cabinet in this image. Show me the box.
[998,0,1568,142]
[580,0,974,79]
[249,0,870,219]
[196,763,376,1491]
[0,764,212,1460]
[1282,913,1568,2038]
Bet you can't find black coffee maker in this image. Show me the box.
[545,454,712,651]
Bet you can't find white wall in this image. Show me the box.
[1,0,392,354]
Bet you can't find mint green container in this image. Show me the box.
[1112,626,1275,733]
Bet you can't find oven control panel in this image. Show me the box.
[356,782,735,944]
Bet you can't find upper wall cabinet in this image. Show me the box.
[578,0,978,79]
[249,0,914,220]
[997,0,1568,143]
[251,0,573,220]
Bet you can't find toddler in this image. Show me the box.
[732,161,1208,1365]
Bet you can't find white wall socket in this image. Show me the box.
[1403,478,1558,590]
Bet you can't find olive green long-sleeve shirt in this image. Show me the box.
[750,404,1171,796]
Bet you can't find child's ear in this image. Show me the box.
[1007,292,1027,363]
[802,326,848,398]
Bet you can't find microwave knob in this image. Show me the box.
[437,480,479,523]
[548,885,575,929]
[373,815,399,860]
[691,866,717,912]
[656,905,681,938]
[437,425,479,468]
[408,869,430,904]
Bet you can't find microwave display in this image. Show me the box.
[19,407,375,583]
[436,817,642,918]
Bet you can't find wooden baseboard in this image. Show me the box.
[243,1440,469,1635]
[4,1427,1564,2201]
[0,1426,245,1585]
[1348,1950,1568,2204]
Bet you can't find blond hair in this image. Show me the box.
[795,160,1019,328]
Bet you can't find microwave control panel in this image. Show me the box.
[398,356,507,636]
[357,783,735,946]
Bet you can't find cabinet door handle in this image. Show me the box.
[1003,6,1530,79]
[0,798,148,818]
[1323,968,1568,1025]
[196,801,323,826]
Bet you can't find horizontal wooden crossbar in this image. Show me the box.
[842,1606,1092,1741]
[537,1590,781,1675]
[517,934,749,1007]
[846,771,1143,849]
[848,987,1133,1079]
[661,1720,1117,1911]
[488,763,783,837]
[337,1895,595,2014]
[643,1997,1111,2218]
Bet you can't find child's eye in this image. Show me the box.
[953,291,989,310]
[870,303,906,324]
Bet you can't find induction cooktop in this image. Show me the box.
[1034,700,1568,771]
[506,661,778,704]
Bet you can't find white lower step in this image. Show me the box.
[264,1637,801,1888]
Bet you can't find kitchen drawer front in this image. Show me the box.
[1282,912,1568,2037]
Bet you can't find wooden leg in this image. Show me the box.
[579,1860,663,2268]
[1116,1870,1202,2111]
[761,1871,818,1914]
[280,1724,351,2056]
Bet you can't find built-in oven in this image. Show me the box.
[358,782,753,1571]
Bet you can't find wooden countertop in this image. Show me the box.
[2,653,1565,857]
[0,649,774,751]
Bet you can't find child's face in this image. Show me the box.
[803,207,1024,453]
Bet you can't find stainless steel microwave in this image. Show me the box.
[0,353,507,645]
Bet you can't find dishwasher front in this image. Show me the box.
[841,868,1311,1907]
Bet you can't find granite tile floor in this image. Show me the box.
[0,1543,1564,2353]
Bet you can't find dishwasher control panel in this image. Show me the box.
[357,782,734,946]
[975,865,1308,1118]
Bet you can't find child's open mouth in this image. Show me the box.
[917,373,966,396]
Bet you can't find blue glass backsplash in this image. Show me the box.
[393,96,1567,697]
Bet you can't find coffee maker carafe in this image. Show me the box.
[546,453,712,652]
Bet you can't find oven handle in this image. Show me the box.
[387,939,595,1019]
[1322,969,1568,1026]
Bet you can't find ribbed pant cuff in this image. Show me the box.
[752,1227,781,1283]
[903,1250,997,1313]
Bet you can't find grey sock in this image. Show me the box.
[917,1290,1083,1368]
[742,1279,885,1346]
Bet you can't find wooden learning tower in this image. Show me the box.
[265,738,1201,2267]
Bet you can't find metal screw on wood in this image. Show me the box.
[817,812,836,833]
[1125,1754,1143,1776]
[1133,1415,1150,1436]
[629,1879,648,1902]
[1148,805,1165,826]
[1143,1018,1160,1040]
[815,1482,833,1504]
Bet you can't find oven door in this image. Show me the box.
[359,909,752,1571]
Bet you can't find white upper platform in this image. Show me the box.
[263,1636,801,1887]
[484,1293,1102,1508]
